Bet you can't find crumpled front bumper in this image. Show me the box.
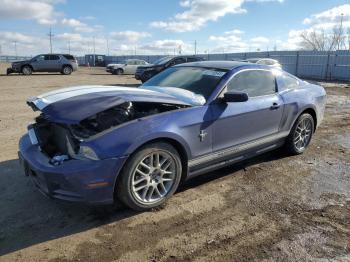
[18,134,127,205]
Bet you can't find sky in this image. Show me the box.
[0,0,350,56]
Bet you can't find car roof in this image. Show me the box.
[175,60,266,70]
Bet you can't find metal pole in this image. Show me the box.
[106,38,110,56]
[48,27,54,54]
[338,13,344,50]
[295,51,300,77]
[14,41,17,58]
[194,40,197,55]
[93,36,96,66]
[68,40,71,54]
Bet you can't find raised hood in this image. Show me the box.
[27,86,191,124]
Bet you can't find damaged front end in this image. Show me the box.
[31,101,187,165]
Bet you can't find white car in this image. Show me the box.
[242,58,282,69]
[106,59,150,75]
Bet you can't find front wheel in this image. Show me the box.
[284,113,314,155]
[113,68,123,75]
[117,142,182,211]
[21,66,32,75]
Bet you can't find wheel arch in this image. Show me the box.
[21,64,33,71]
[62,64,73,70]
[113,136,190,201]
[293,107,317,132]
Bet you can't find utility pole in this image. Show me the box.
[48,27,54,54]
[93,36,96,66]
[338,13,344,50]
[194,40,197,55]
[14,41,18,58]
[68,40,71,54]
[106,37,110,56]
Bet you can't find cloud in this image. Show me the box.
[0,0,62,25]
[134,39,191,55]
[61,18,85,27]
[209,30,272,52]
[250,36,269,44]
[276,4,350,51]
[150,0,284,32]
[302,4,350,29]
[209,29,248,52]
[0,31,36,44]
[56,33,83,42]
[110,31,151,43]
[61,18,100,33]
[150,0,246,32]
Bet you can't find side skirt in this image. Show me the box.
[187,133,288,179]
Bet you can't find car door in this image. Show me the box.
[30,55,47,71]
[129,60,140,74]
[211,69,284,153]
[124,60,135,74]
[48,55,61,72]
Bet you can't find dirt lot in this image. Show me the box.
[0,63,349,262]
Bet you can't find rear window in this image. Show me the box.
[63,55,75,61]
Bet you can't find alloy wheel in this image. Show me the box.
[294,118,313,151]
[131,151,176,204]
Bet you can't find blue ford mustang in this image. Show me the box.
[19,61,326,210]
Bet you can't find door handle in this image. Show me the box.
[270,103,280,110]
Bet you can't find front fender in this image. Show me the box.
[125,131,192,159]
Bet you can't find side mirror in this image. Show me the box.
[223,91,248,103]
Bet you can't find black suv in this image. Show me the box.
[7,54,78,75]
[135,55,204,83]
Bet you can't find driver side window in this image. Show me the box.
[227,70,276,97]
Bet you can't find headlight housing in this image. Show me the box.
[76,146,99,160]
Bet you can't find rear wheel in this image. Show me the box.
[284,113,314,155]
[117,142,182,211]
[62,66,72,75]
[21,66,32,75]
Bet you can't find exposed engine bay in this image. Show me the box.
[32,101,188,160]
[70,101,187,138]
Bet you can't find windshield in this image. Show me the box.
[153,57,173,65]
[141,67,227,100]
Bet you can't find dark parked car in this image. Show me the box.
[135,55,204,82]
[7,54,78,75]
[19,61,326,211]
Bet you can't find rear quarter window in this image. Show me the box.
[63,55,75,60]
[277,73,299,92]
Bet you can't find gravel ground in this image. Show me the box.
[0,63,349,262]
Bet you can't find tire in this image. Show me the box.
[115,68,123,75]
[116,142,182,211]
[62,66,72,75]
[284,113,314,155]
[21,65,32,75]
